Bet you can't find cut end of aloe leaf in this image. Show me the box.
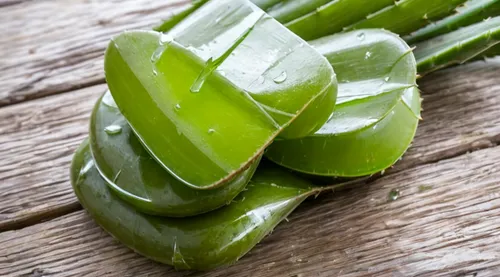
[89,91,261,217]
[71,139,315,270]
[266,29,420,177]
[104,0,336,190]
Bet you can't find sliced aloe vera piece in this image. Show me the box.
[346,0,468,36]
[90,91,260,217]
[105,0,336,189]
[284,0,394,41]
[266,30,420,177]
[405,0,500,44]
[71,140,318,270]
[415,15,500,75]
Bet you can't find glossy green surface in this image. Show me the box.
[346,0,468,36]
[154,0,209,33]
[251,0,283,10]
[105,0,336,190]
[267,0,332,24]
[284,0,394,41]
[405,0,500,44]
[266,30,420,177]
[90,91,260,217]
[415,16,500,75]
[71,140,316,270]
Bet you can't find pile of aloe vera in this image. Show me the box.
[70,0,500,270]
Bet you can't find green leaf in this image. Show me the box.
[479,41,500,58]
[284,0,394,41]
[89,91,260,217]
[266,30,420,177]
[105,0,336,189]
[405,0,500,44]
[266,0,333,24]
[153,0,209,33]
[346,0,468,36]
[414,15,500,75]
[71,139,317,271]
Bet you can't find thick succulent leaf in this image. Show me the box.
[266,88,420,177]
[154,0,209,33]
[105,0,336,189]
[346,0,468,36]
[284,0,394,41]
[71,140,316,271]
[266,0,333,24]
[89,91,260,217]
[414,15,500,75]
[266,30,420,177]
[405,0,500,44]
[478,42,500,57]
[251,0,284,10]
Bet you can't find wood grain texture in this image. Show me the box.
[2,145,500,277]
[0,0,189,106]
[1,60,500,231]
[397,59,500,170]
[0,85,104,231]
[0,0,29,8]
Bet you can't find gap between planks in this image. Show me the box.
[0,0,191,107]
[1,59,500,233]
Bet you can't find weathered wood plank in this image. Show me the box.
[1,60,500,231]
[0,0,189,106]
[0,85,104,231]
[397,59,500,170]
[2,145,499,277]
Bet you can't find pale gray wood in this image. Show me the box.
[0,0,189,106]
[1,146,499,277]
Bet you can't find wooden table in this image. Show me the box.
[1,1,500,276]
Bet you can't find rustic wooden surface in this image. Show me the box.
[1,1,500,276]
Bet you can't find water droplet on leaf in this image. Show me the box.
[151,46,165,63]
[208,128,216,134]
[105,125,122,135]
[175,104,181,110]
[273,71,287,84]
[357,32,365,40]
[365,51,372,59]
[384,76,391,82]
[102,91,118,108]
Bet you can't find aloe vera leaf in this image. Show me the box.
[105,0,336,190]
[153,0,209,33]
[266,0,333,24]
[284,0,394,41]
[405,0,500,44]
[478,41,500,57]
[415,15,500,75]
[266,30,420,177]
[89,91,261,217]
[346,0,468,36]
[71,139,318,270]
[252,0,284,10]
